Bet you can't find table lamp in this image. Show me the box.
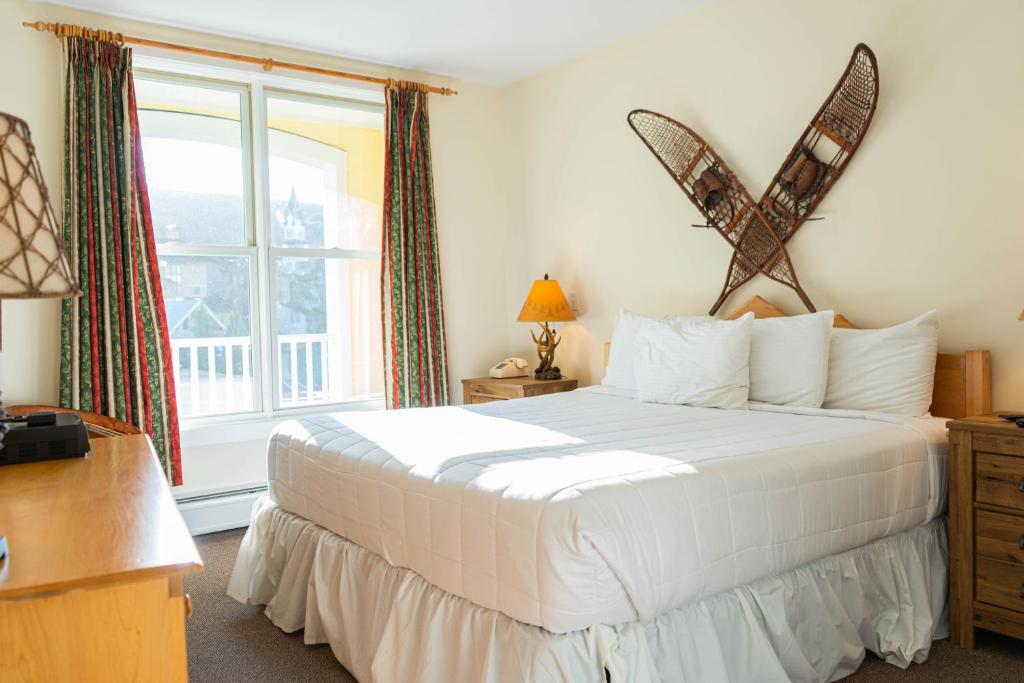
[0,111,81,562]
[516,274,575,380]
[0,113,79,300]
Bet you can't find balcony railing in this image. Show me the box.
[278,333,331,406]
[170,333,331,416]
[171,336,252,416]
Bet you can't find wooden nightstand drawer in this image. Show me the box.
[975,433,1024,457]
[469,395,503,404]
[976,510,1024,565]
[465,381,521,401]
[462,376,578,405]
[523,384,563,398]
[976,557,1024,613]
[976,452,1024,511]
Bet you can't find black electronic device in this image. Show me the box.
[0,412,90,465]
[996,413,1024,430]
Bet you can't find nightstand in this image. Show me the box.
[948,415,1024,648]
[461,376,578,405]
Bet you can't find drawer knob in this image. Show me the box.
[1020,585,1024,601]
[1020,535,1024,550]
[1019,478,1024,493]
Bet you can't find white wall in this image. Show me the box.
[0,0,511,407]
[501,0,1024,408]
[0,0,65,404]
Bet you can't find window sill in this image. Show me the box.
[178,398,385,448]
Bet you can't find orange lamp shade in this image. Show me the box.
[516,275,576,323]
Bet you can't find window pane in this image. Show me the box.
[136,78,247,246]
[275,256,383,406]
[160,255,256,416]
[266,96,383,251]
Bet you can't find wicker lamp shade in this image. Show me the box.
[0,112,78,298]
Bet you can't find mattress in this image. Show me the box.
[267,386,948,634]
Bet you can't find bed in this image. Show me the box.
[229,297,991,682]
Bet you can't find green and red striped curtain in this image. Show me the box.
[381,84,449,409]
[59,37,181,484]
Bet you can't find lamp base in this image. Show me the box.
[531,322,563,380]
[534,367,563,381]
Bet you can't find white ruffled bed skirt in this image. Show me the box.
[227,498,948,683]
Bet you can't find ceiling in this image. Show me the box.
[45,0,707,84]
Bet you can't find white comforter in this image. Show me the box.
[267,386,948,634]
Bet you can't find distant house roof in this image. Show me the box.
[165,298,227,337]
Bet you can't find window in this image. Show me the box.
[266,95,384,407]
[136,71,385,420]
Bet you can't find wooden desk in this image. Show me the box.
[0,435,203,681]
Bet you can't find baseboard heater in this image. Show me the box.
[176,485,268,536]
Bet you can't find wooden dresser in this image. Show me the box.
[461,376,578,404]
[0,435,203,681]
[948,415,1024,648]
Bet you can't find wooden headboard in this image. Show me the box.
[602,295,991,419]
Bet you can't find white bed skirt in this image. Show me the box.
[228,497,948,683]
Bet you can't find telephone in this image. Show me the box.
[489,357,530,379]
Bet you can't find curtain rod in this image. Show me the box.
[23,21,458,96]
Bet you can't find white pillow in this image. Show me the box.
[633,313,754,409]
[823,311,939,416]
[603,309,667,393]
[604,309,715,393]
[749,311,835,407]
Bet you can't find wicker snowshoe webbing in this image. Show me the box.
[627,44,879,315]
[627,110,809,309]
[716,44,880,314]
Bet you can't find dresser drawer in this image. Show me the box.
[469,395,504,404]
[977,509,1024,565]
[976,452,1024,511]
[976,557,1024,613]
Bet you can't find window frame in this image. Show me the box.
[134,61,386,427]
[260,87,385,411]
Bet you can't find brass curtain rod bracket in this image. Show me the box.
[23,19,457,96]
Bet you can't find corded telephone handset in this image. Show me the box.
[489,357,529,379]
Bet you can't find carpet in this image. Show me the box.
[187,529,1024,682]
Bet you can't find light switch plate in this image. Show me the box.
[567,292,580,312]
